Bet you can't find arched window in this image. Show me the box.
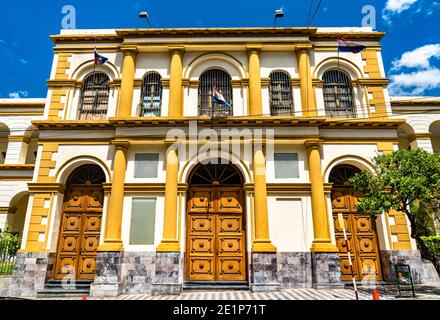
[198,68,233,117]
[140,71,162,117]
[323,70,355,118]
[269,70,294,116]
[78,72,110,120]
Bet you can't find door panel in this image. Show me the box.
[332,187,382,281]
[218,189,242,213]
[188,189,213,213]
[54,186,103,280]
[186,187,246,282]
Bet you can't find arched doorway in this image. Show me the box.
[330,165,383,281]
[185,160,246,282]
[54,164,105,280]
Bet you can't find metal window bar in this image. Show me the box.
[323,70,355,118]
[78,72,110,120]
[0,238,18,275]
[269,70,294,116]
[140,72,162,117]
[198,69,233,117]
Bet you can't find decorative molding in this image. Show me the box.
[0,164,35,171]
[27,183,66,193]
[46,79,78,87]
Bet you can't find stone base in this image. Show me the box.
[90,251,123,297]
[0,276,11,297]
[311,252,343,288]
[380,250,440,285]
[277,252,313,289]
[250,252,280,292]
[151,252,182,295]
[121,251,156,294]
[8,252,54,297]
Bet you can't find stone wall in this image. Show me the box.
[0,276,11,297]
[277,252,313,288]
[381,250,440,285]
[8,252,53,297]
[311,252,343,288]
[151,252,182,295]
[90,251,123,297]
[120,251,156,294]
[250,252,280,292]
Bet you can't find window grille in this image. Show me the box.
[140,72,162,117]
[198,69,233,117]
[78,72,110,120]
[269,70,294,116]
[323,70,355,118]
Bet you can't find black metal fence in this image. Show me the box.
[0,238,19,275]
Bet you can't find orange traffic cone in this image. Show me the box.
[372,289,380,300]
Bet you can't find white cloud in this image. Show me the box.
[392,44,440,70]
[8,91,29,98]
[389,43,440,95]
[389,68,440,95]
[384,0,418,13]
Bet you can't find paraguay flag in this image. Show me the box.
[212,87,231,107]
[94,48,109,65]
[337,35,366,54]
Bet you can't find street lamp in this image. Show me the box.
[273,8,284,27]
[139,11,153,28]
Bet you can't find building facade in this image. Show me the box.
[2,27,440,297]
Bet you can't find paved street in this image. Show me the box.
[32,285,440,300]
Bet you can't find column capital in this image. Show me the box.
[168,46,185,55]
[111,139,130,150]
[304,139,323,150]
[295,44,313,53]
[246,45,262,54]
[121,45,138,55]
[8,135,30,143]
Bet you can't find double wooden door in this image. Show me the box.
[186,187,246,282]
[54,186,103,280]
[332,187,382,281]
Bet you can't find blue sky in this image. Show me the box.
[0,0,439,98]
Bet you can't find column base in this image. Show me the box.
[250,252,280,292]
[311,252,343,288]
[151,252,182,295]
[156,240,180,253]
[311,241,339,253]
[90,251,123,297]
[97,241,124,252]
[252,240,277,253]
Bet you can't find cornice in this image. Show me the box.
[31,117,404,130]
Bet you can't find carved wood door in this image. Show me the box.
[332,187,382,281]
[54,186,103,280]
[186,187,246,282]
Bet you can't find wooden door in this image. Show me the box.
[54,186,103,280]
[186,187,246,282]
[332,187,382,281]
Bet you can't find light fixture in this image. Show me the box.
[273,8,284,27]
[139,11,153,28]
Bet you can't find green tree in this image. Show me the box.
[349,148,440,276]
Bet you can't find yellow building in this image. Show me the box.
[1,27,439,297]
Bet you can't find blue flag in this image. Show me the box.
[94,48,109,65]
